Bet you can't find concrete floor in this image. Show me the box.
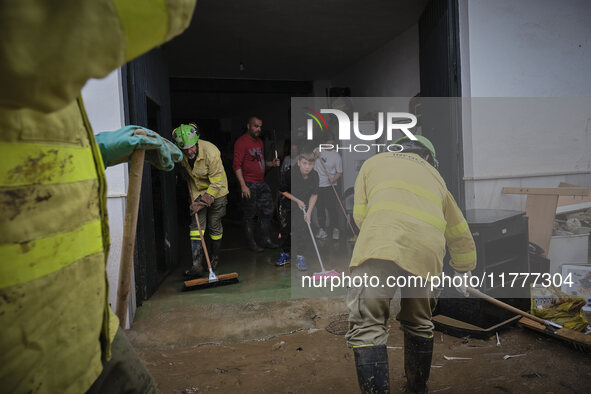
[129,220,355,347]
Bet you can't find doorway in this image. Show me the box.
[419,0,464,207]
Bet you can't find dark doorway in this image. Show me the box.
[146,97,169,285]
[170,78,313,222]
[124,47,180,305]
[418,0,464,208]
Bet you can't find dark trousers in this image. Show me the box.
[242,182,274,223]
[292,204,310,256]
[317,186,340,231]
[279,197,291,253]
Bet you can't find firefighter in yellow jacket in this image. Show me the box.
[173,123,229,276]
[347,136,476,394]
[0,1,196,393]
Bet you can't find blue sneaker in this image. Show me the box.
[296,255,307,271]
[275,252,290,266]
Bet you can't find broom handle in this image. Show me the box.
[466,287,559,327]
[302,207,327,272]
[318,155,357,237]
[189,185,213,271]
[116,130,146,328]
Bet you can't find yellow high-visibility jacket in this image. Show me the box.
[0,1,195,393]
[351,152,476,278]
[181,140,229,201]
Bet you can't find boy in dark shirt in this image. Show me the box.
[276,150,319,270]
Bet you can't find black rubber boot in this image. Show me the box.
[244,222,264,252]
[184,239,205,277]
[353,345,390,394]
[260,219,278,249]
[404,334,433,394]
[209,238,222,270]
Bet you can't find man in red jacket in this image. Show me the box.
[233,116,280,251]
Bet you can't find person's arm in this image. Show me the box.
[443,190,477,272]
[266,158,281,168]
[204,145,226,201]
[330,154,343,185]
[233,139,251,198]
[330,172,342,185]
[353,165,368,229]
[0,1,196,112]
[235,169,250,198]
[281,191,305,210]
[95,126,182,170]
[304,194,318,223]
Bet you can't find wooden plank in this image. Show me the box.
[557,196,591,207]
[557,183,591,207]
[502,187,590,196]
[432,314,484,331]
[525,194,559,257]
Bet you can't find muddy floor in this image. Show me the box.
[129,227,591,393]
[133,316,591,394]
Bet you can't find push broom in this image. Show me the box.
[302,207,339,279]
[466,287,591,352]
[184,187,238,289]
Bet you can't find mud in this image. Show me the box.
[134,319,591,394]
[129,230,591,393]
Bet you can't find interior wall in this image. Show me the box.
[464,0,591,97]
[459,0,591,211]
[331,24,420,97]
[81,69,136,328]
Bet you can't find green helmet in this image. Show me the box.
[393,135,438,167]
[172,123,199,149]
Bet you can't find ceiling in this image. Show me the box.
[165,0,428,81]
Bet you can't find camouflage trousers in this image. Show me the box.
[242,181,274,222]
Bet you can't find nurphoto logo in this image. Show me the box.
[305,108,418,152]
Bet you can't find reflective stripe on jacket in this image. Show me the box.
[351,152,476,278]
[0,1,195,392]
[182,140,229,200]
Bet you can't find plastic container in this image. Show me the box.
[548,233,589,274]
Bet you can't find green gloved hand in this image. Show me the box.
[95,125,183,170]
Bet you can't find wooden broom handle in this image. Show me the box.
[116,129,146,328]
[189,185,213,271]
[466,287,548,326]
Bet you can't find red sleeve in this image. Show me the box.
[233,136,245,172]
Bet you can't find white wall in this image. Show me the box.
[464,0,591,98]
[331,24,420,97]
[81,69,136,328]
[459,0,591,210]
